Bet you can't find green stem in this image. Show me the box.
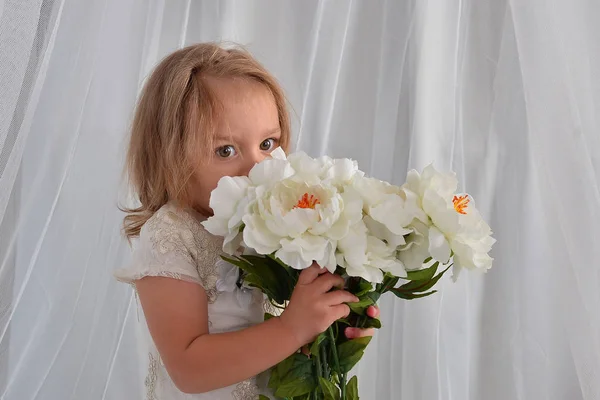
[315,350,323,399]
[357,315,367,329]
[320,342,329,380]
[327,326,345,400]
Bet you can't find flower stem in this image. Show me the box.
[327,326,345,400]
[315,350,323,392]
[357,315,367,329]
[320,343,329,380]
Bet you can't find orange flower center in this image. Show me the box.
[295,193,320,209]
[453,195,470,214]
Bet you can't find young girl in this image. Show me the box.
[115,43,379,399]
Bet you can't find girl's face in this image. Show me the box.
[189,78,281,217]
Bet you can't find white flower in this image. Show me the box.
[449,206,495,277]
[201,175,251,254]
[285,151,363,187]
[242,176,364,272]
[248,147,295,187]
[204,148,367,273]
[204,146,379,273]
[397,219,437,270]
[336,220,406,283]
[399,164,495,278]
[204,149,495,286]
[202,147,293,253]
[351,176,425,250]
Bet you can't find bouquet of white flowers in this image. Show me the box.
[203,148,495,400]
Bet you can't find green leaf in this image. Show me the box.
[258,396,270,400]
[347,291,381,316]
[398,264,450,294]
[347,296,374,315]
[273,353,317,397]
[319,377,341,400]
[267,253,300,281]
[353,280,373,297]
[221,254,293,304]
[220,255,251,271]
[274,377,316,398]
[267,364,280,389]
[347,375,360,400]
[367,291,381,303]
[274,353,295,380]
[392,289,437,300]
[361,317,382,329]
[334,265,346,276]
[337,337,371,373]
[309,332,327,356]
[404,262,439,282]
[241,255,293,289]
[379,274,400,293]
[244,274,280,303]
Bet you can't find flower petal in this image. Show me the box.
[428,226,451,263]
[242,214,281,255]
[201,216,229,237]
[345,263,384,283]
[269,147,287,160]
[323,158,359,183]
[248,158,294,186]
[369,193,415,235]
[209,176,251,219]
[277,235,332,270]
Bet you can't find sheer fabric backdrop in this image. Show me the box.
[0,1,598,399]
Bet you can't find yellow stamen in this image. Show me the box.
[453,195,470,214]
[295,193,320,209]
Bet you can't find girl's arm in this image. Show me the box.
[136,264,358,394]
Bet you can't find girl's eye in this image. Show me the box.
[216,145,236,158]
[260,138,276,151]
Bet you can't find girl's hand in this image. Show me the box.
[344,305,380,339]
[280,263,359,347]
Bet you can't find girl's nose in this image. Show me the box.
[239,149,265,176]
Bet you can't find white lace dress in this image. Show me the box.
[114,203,275,400]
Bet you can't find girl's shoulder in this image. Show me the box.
[141,202,223,262]
[142,202,221,251]
[115,202,224,295]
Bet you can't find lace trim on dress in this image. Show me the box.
[145,353,158,400]
[232,379,260,399]
[263,297,284,317]
[147,208,223,303]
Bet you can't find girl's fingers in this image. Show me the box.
[367,305,380,318]
[345,327,375,339]
[297,262,327,285]
[314,272,345,292]
[331,304,351,321]
[323,290,358,306]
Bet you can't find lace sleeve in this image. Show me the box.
[114,205,223,302]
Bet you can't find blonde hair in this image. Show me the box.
[122,42,291,239]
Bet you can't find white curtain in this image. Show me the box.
[1,1,599,399]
